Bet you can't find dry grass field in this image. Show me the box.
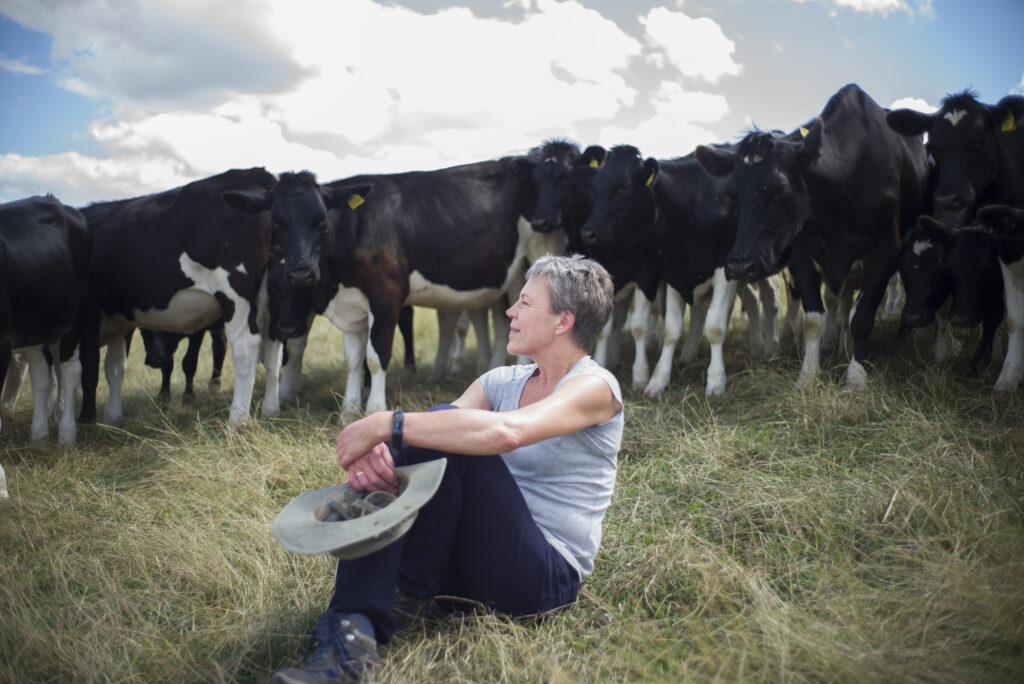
[1,306,1023,683]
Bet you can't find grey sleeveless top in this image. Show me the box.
[479,356,623,578]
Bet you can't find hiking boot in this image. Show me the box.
[271,612,380,684]
[393,587,446,631]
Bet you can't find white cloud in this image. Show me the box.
[889,96,936,113]
[598,82,726,158]
[791,0,934,17]
[1014,74,1024,95]
[0,55,47,76]
[640,7,741,83]
[0,0,748,203]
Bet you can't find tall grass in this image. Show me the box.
[1,309,1022,683]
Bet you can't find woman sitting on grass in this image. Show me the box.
[273,254,624,684]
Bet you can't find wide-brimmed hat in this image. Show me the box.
[272,459,447,559]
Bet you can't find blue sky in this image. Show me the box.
[1,0,1021,206]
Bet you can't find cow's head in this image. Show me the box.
[529,141,604,233]
[222,172,371,287]
[897,216,954,328]
[976,203,1024,266]
[696,123,823,281]
[945,225,1001,328]
[262,252,319,340]
[581,145,658,247]
[887,90,1024,228]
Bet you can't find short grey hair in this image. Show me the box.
[525,253,614,350]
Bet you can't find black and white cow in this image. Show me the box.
[138,321,227,403]
[580,144,781,396]
[78,168,282,429]
[224,158,536,416]
[887,90,1024,228]
[696,83,930,389]
[0,195,91,466]
[898,216,1004,374]
[974,204,1024,391]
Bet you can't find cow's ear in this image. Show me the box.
[795,118,823,168]
[886,108,932,137]
[635,158,658,188]
[507,157,534,180]
[222,189,272,215]
[977,204,1024,234]
[994,95,1024,134]
[695,145,736,178]
[324,183,373,211]
[916,215,954,243]
[580,145,606,169]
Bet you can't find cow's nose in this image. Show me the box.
[581,224,598,245]
[531,216,551,232]
[725,257,757,282]
[288,267,315,287]
[935,192,967,211]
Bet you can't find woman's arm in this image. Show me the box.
[337,374,619,469]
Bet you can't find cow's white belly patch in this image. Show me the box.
[324,286,371,332]
[133,289,221,332]
[406,272,505,309]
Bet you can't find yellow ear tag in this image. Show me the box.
[799,126,809,138]
[1002,112,1016,133]
[646,170,656,187]
[589,157,600,168]
[347,194,364,210]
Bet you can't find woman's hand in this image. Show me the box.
[342,442,399,494]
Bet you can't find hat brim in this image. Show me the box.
[272,459,447,559]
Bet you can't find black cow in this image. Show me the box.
[224,158,536,416]
[974,205,1024,391]
[579,144,781,396]
[887,89,1024,228]
[0,195,91,456]
[696,83,930,390]
[139,321,227,403]
[78,168,282,429]
[898,216,1004,375]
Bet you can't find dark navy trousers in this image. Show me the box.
[326,405,580,644]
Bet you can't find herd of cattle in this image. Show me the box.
[2,82,1024,496]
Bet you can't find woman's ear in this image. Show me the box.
[555,310,576,336]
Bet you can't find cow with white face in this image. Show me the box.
[888,90,1024,229]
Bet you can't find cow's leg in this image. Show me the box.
[209,321,227,389]
[222,312,262,430]
[821,283,840,353]
[448,311,468,373]
[181,330,204,403]
[995,261,1024,392]
[931,298,953,364]
[680,280,712,365]
[103,336,128,423]
[489,299,510,369]
[846,254,895,391]
[969,294,1004,376]
[704,268,738,397]
[595,284,633,370]
[837,275,858,359]
[1,353,27,414]
[629,290,654,389]
[468,308,491,374]
[780,270,802,347]
[791,253,826,389]
[364,304,400,414]
[340,328,368,419]
[260,337,282,418]
[56,347,80,446]
[398,305,415,370]
[280,333,309,404]
[738,282,764,358]
[0,461,6,498]
[431,309,459,382]
[23,348,52,440]
[757,276,782,357]
[644,285,685,396]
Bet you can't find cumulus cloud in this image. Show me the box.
[791,0,934,17]
[0,54,47,76]
[0,0,744,204]
[640,7,741,83]
[889,96,936,112]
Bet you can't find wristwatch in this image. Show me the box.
[391,410,404,448]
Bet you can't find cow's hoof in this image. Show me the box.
[795,372,817,390]
[845,360,869,390]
